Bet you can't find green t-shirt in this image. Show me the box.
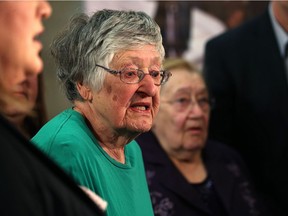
[31,108,153,216]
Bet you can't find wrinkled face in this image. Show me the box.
[153,68,210,159]
[92,45,162,135]
[0,1,51,116]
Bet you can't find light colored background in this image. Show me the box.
[42,1,83,119]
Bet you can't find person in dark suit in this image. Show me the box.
[137,58,267,216]
[0,114,105,216]
[203,1,288,215]
[0,1,104,215]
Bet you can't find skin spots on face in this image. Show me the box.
[88,45,161,137]
[112,95,118,102]
[106,85,112,94]
[104,83,118,102]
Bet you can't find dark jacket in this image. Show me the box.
[0,114,103,216]
[203,9,288,216]
[137,132,267,216]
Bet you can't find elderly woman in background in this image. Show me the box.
[136,58,268,216]
[32,9,171,216]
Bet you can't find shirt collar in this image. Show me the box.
[269,2,288,57]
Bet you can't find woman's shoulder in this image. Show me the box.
[31,108,93,153]
[204,140,244,163]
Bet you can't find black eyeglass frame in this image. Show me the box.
[95,64,172,86]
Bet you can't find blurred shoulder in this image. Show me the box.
[206,11,269,49]
[204,139,243,162]
[136,131,158,149]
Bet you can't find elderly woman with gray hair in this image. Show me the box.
[32,9,171,216]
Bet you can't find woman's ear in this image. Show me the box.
[76,82,93,101]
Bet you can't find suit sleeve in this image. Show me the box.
[203,39,236,145]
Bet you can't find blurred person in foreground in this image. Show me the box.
[16,74,48,139]
[137,58,268,216]
[1,73,47,138]
[203,1,288,215]
[31,9,171,216]
[0,1,104,215]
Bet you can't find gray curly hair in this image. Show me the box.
[51,9,165,102]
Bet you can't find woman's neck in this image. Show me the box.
[101,144,126,164]
[170,153,207,183]
[73,102,133,164]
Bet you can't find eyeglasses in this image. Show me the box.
[162,96,215,113]
[95,64,172,86]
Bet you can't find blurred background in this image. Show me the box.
[41,1,268,120]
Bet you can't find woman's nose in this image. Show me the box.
[187,100,205,117]
[38,1,52,19]
[139,73,159,97]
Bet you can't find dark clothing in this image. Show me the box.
[191,177,228,216]
[136,132,267,216]
[0,114,103,216]
[203,9,288,216]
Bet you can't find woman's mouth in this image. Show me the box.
[130,102,151,112]
[14,91,28,100]
[131,105,149,111]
